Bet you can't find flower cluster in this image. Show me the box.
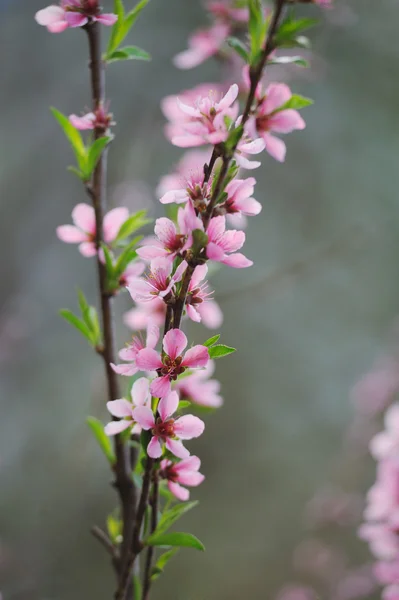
[35,0,117,33]
[359,404,399,599]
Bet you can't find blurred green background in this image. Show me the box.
[1,0,397,598]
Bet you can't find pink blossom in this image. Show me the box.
[173,23,230,70]
[124,297,167,331]
[370,404,399,460]
[185,264,223,327]
[384,585,399,600]
[69,104,113,131]
[275,584,317,600]
[160,455,205,501]
[159,169,212,209]
[169,84,239,148]
[246,83,306,162]
[127,258,187,303]
[136,328,209,398]
[104,377,151,436]
[111,324,159,376]
[175,360,223,408]
[162,83,227,125]
[206,0,248,23]
[137,203,202,262]
[118,261,146,288]
[223,177,262,218]
[133,391,205,458]
[351,358,399,417]
[235,136,265,170]
[206,215,253,268]
[157,149,212,198]
[56,203,129,257]
[35,1,117,33]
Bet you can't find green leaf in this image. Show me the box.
[77,288,91,324]
[145,532,205,551]
[203,334,221,347]
[268,55,309,67]
[107,513,122,544]
[114,236,143,276]
[87,416,116,464]
[114,210,151,243]
[107,0,150,56]
[85,136,111,179]
[227,37,249,63]
[101,244,115,279]
[191,229,208,254]
[225,124,244,152]
[133,575,142,600]
[87,306,101,346]
[151,548,179,581]
[278,94,313,111]
[275,15,318,49]
[154,501,199,536]
[248,0,264,60]
[59,309,93,342]
[107,46,151,63]
[208,344,236,359]
[178,400,191,411]
[106,0,125,56]
[51,108,87,173]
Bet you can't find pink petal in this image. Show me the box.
[172,260,188,283]
[64,12,88,27]
[56,225,88,243]
[175,455,201,472]
[131,377,151,407]
[222,253,253,268]
[182,345,209,369]
[146,324,160,349]
[104,420,131,435]
[103,207,129,243]
[158,391,179,421]
[79,241,97,257]
[264,83,292,113]
[219,230,245,253]
[106,399,133,418]
[269,109,306,133]
[111,362,138,376]
[177,471,205,487]
[263,133,287,162]
[136,348,163,371]
[46,20,69,32]
[132,406,155,430]
[127,279,154,303]
[154,217,177,247]
[234,197,262,216]
[163,329,187,360]
[217,84,239,111]
[72,203,96,233]
[69,113,95,130]
[190,264,208,287]
[150,376,171,399]
[168,481,190,501]
[147,436,163,458]
[197,301,223,329]
[207,215,226,241]
[136,245,168,260]
[206,241,225,262]
[173,48,209,70]
[174,415,205,439]
[186,304,201,323]
[159,189,189,205]
[35,5,65,25]
[95,13,118,26]
[165,438,190,459]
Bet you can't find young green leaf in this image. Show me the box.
[154,501,199,536]
[227,37,249,63]
[268,55,309,68]
[275,15,318,49]
[208,344,237,359]
[87,416,116,464]
[85,136,111,179]
[106,0,150,57]
[114,210,151,243]
[203,334,221,347]
[59,309,93,342]
[106,512,123,543]
[107,46,151,63]
[151,548,179,581]
[51,108,87,173]
[145,532,205,551]
[248,0,264,61]
[133,575,142,600]
[278,94,313,111]
[114,236,143,277]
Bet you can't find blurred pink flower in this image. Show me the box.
[275,584,317,600]
[160,455,205,500]
[69,104,113,131]
[133,391,205,458]
[127,258,187,303]
[206,0,248,23]
[185,264,223,327]
[173,23,230,69]
[124,297,167,331]
[175,360,223,408]
[56,203,129,256]
[111,324,159,376]
[105,377,151,436]
[157,149,212,198]
[35,1,117,33]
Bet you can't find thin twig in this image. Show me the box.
[142,474,159,600]
[91,525,119,561]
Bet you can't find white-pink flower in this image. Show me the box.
[173,23,230,70]
[104,377,151,436]
[235,136,265,170]
[185,264,223,328]
[56,203,129,257]
[159,170,212,209]
[69,104,113,131]
[160,456,205,501]
[246,83,306,162]
[157,149,212,198]
[133,391,205,458]
[127,258,188,303]
[35,1,117,33]
[206,215,253,268]
[169,84,239,148]
[111,324,159,376]
[223,177,262,217]
[136,328,209,398]
[175,360,223,408]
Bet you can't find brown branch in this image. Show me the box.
[91,525,119,562]
[85,21,137,596]
[142,473,159,600]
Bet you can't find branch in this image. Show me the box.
[142,473,159,600]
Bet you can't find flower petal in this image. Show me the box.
[221,253,253,268]
[158,391,179,421]
[79,242,97,257]
[150,376,172,399]
[104,420,131,435]
[72,203,96,233]
[106,399,133,418]
[131,377,151,406]
[64,12,88,27]
[132,406,155,430]
[111,362,138,376]
[95,13,118,26]
[163,329,187,360]
[165,438,190,459]
[136,348,163,371]
[263,133,286,163]
[103,207,129,243]
[56,225,88,243]
[182,345,209,368]
[269,109,306,133]
[264,83,292,113]
[147,436,163,458]
[174,414,205,439]
[177,471,205,487]
[168,481,190,501]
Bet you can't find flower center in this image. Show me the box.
[157,354,186,380]
[153,417,175,439]
[256,115,270,133]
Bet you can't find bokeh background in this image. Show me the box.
[1,0,398,598]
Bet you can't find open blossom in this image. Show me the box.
[157,149,212,198]
[206,215,253,268]
[206,0,248,23]
[173,23,229,70]
[124,297,166,331]
[169,84,239,148]
[69,104,113,131]
[56,203,129,256]
[111,324,159,376]
[160,456,205,501]
[159,169,212,209]
[133,391,205,458]
[137,203,202,262]
[185,264,223,327]
[223,177,262,218]
[175,360,223,408]
[35,1,117,33]
[235,136,265,170]
[136,329,209,398]
[127,258,187,303]
[246,83,306,162]
[104,377,151,436]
